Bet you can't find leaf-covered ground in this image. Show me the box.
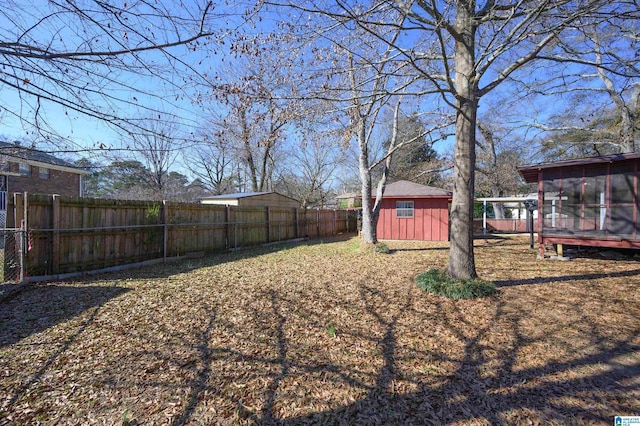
[1,235,639,425]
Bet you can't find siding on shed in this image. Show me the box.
[201,192,300,209]
[377,198,449,241]
[237,193,299,208]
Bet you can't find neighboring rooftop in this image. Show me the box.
[199,191,300,205]
[200,191,270,200]
[200,191,299,201]
[0,141,84,172]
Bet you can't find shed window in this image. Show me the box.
[396,201,414,218]
[39,167,50,179]
[19,163,31,176]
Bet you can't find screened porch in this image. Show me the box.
[518,153,640,254]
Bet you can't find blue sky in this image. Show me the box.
[0,0,244,161]
[1,0,633,175]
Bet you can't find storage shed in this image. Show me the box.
[374,180,452,241]
[200,191,300,209]
[518,153,640,257]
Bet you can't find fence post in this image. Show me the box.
[13,193,24,229]
[316,208,320,237]
[15,193,25,282]
[333,209,337,235]
[266,206,270,243]
[225,205,231,250]
[162,200,168,261]
[294,208,299,239]
[483,200,487,235]
[81,203,90,262]
[52,194,60,275]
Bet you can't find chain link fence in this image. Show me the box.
[0,228,24,284]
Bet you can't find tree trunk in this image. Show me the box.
[358,121,378,244]
[448,0,478,279]
[240,108,259,192]
[492,202,506,220]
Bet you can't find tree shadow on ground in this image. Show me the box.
[9,233,637,424]
[388,246,450,253]
[272,294,640,425]
[0,284,129,349]
[2,285,127,409]
[165,273,640,424]
[169,306,218,426]
[494,268,640,287]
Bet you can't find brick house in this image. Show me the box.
[0,141,87,203]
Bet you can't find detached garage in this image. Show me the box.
[375,180,452,241]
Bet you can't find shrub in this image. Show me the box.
[359,241,390,254]
[416,268,496,299]
[374,242,390,254]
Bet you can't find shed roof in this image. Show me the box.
[380,180,452,198]
[518,152,640,183]
[201,191,269,200]
[200,191,299,202]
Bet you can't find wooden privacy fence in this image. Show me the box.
[7,193,357,278]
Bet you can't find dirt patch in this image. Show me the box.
[1,236,639,425]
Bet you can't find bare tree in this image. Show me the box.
[476,119,530,218]
[0,0,232,147]
[202,47,306,192]
[532,100,633,159]
[344,49,449,244]
[291,10,450,244]
[184,132,238,195]
[276,137,344,208]
[266,0,628,278]
[541,12,640,153]
[124,119,182,199]
[516,14,639,157]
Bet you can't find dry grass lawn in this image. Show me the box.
[1,235,639,425]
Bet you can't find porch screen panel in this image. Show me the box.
[609,206,635,235]
[563,177,582,232]
[609,163,636,236]
[637,167,640,235]
[583,166,607,233]
[542,169,561,231]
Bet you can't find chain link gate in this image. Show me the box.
[0,228,25,284]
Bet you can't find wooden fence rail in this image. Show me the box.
[7,193,357,278]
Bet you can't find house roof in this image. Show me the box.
[0,141,86,174]
[200,191,299,202]
[379,180,452,198]
[518,152,640,183]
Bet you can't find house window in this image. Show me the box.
[19,163,31,176]
[396,200,414,218]
[39,167,50,179]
